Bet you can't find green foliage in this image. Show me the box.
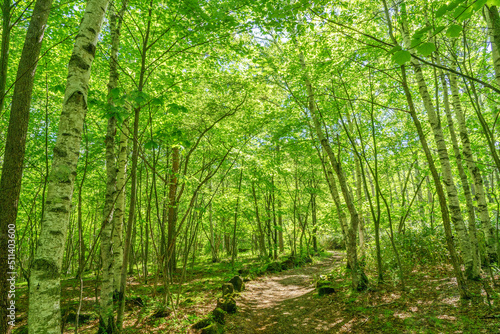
[392,50,411,65]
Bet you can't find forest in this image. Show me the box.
[1,0,500,333]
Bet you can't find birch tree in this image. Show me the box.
[28,0,109,332]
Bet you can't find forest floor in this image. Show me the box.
[12,251,500,333]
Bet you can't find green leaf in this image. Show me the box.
[436,4,448,17]
[487,0,500,7]
[473,0,488,10]
[392,50,411,65]
[410,34,423,48]
[446,24,463,38]
[446,0,462,12]
[388,45,402,54]
[415,26,433,35]
[167,103,188,115]
[434,25,446,35]
[144,140,159,150]
[417,42,436,56]
[454,5,473,21]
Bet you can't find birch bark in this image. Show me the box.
[449,72,496,262]
[100,0,128,331]
[439,67,480,279]
[401,20,474,278]
[28,0,109,332]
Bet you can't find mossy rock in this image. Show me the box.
[318,285,336,296]
[217,296,237,314]
[265,262,281,273]
[193,318,212,329]
[201,322,223,334]
[222,283,234,296]
[212,307,227,324]
[316,280,336,296]
[229,275,245,292]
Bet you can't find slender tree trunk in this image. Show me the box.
[400,64,469,300]
[28,1,109,332]
[0,0,10,114]
[1,0,54,331]
[449,72,496,262]
[299,52,366,291]
[209,181,218,262]
[99,0,127,330]
[252,182,267,257]
[278,198,284,253]
[113,120,128,295]
[401,18,474,278]
[438,67,480,279]
[484,5,500,88]
[167,146,180,273]
[231,168,243,267]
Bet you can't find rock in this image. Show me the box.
[152,307,172,318]
[316,280,336,296]
[265,262,281,273]
[192,318,212,329]
[318,285,336,296]
[222,282,234,296]
[229,275,245,292]
[212,307,226,324]
[217,296,237,313]
[201,322,223,334]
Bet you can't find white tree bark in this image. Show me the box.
[449,72,496,262]
[100,0,128,330]
[439,67,480,279]
[28,1,109,333]
[400,18,474,278]
[113,119,128,293]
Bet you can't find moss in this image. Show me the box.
[201,322,223,334]
[212,307,226,325]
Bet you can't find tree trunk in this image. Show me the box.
[28,1,108,332]
[449,72,496,262]
[99,0,127,330]
[400,64,469,300]
[299,52,366,291]
[0,0,10,113]
[167,146,180,273]
[401,20,474,278]
[438,66,480,279]
[113,119,128,295]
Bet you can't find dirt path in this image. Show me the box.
[225,252,345,334]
